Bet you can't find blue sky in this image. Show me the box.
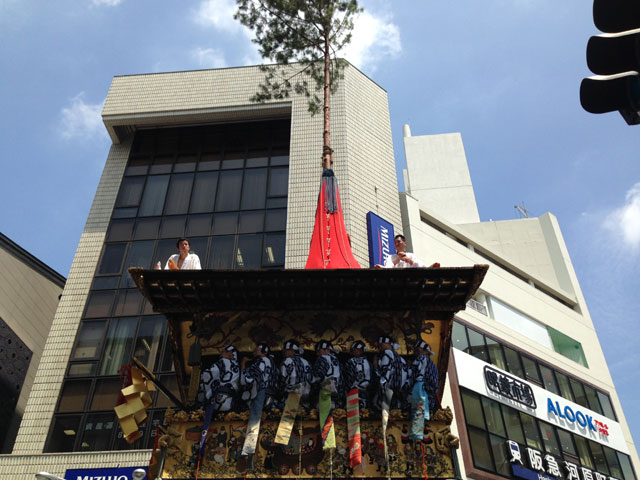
[1,0,639,454]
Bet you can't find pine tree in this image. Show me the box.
[235,0,361,169]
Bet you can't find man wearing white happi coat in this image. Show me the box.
[375,336,408,410]
[344,340,371,408]
[240,343,279,410]
[311,339,342,408]
[199,345,240,412]
[280,339,311,407]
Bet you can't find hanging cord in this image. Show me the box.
[420,443,429,480]
[195,454,202,480]
[330,448,334,480]
[298,420,303,480]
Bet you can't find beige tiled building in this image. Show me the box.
[0,63,401,479]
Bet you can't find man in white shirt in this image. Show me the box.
[383,234,437,269]
[158,237,202,270]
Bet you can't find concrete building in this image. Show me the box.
[0,233,65,454]
[400,126,639,479]
[0,63,401,478]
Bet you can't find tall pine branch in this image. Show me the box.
[235,0,360,169]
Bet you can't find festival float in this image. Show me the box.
[119,168,488,479]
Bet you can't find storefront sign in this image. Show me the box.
[453,349,629,453]
[507,441,615,480]
[484,365,537,409]
[64,467,146,480]
[366,212,395,267]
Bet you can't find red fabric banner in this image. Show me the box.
[305,170,361,269]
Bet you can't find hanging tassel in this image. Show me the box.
[420,442,429,480]
[298,421,303,480]
[322,168,338,213]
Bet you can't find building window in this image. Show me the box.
[46,119,291,452]
[453,320,617,422]
[459,388,636,479]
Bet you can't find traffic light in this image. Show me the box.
[580,0,640,124]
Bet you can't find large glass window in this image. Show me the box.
[459,388,635,479]
[48,119,291,453]
[452,320,617,422]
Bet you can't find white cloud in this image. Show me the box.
[91,0,123,6]
[343,10,401,72]
[193,0,245,34]
[192,47,228,68]
[603,182,640,252]
[59,93,106,141]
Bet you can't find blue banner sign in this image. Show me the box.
[64,467,146,480]
[512,464,557,480]
[366,212,395,267]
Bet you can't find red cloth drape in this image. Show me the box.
[305,171,361,269]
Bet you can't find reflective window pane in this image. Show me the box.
[236,234,262,269]
[91,378,123,411]
[107,219,134,242]
[557,428,577,457]
[461,389,485,430]
[58,380,89,412]
[263,233,285,267]
[215,170,242,211]
[133,316,165,372]
[556,372,574,402]
[198,152,221,171]
[115,177,144,208]
[45,416,81,452]
[265,209,286,232]
[486,337,506,370]
[266,197,287,208]
[618,452,635,480]
[72,321,107,360]
[588,440,609,475]
[68,363,97,377]
[241,168,267,209]
[539,365,559,395]
[188,237,208,266]
[84,290,116,318]
[149,155,173,174]
[466,329,488,362]
[570,377,588,408]
[156,374,181,408]
[99,317,137,375]
[186,214,212,237]
[154,239,178,269]
[481,397,505,436]
[112,289,143,317]
[98,244,127,275]
[212,213,238,235]
[584,385,603,415]
[159,216,186,239]
[574,435,594,469]
[597,391,616,420]
[504,346,524,379]
[112,207,137,218]
[603,446,623,478]
[139,175,170,216]
[451,322,469,352]
[125,156,150,176]
[490,433,511,476]
[134,217,160,240]
[164,173,193,215]
[209,236,235,269]
[80,413,115,451]
[519,412,542,450]
[190,171,218,213]
[468,427,493,471]
[239,211,264,234]
[522,356,541,385]
[174,154,196,172]
[268,167,288,196]
[120,240,154,288]
[539,421,561,456]
[502,405,525,444]
[92,276,120,290]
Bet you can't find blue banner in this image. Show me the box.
[64,467,146,480]
[512,464,556,480]
[366,212,395,267]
